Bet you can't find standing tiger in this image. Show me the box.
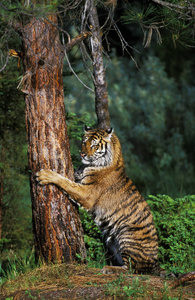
[36,126,159,274]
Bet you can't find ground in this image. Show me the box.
[1,264,195,300]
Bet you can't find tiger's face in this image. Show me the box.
[80,126,114,167]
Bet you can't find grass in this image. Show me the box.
[104,273,188,300]
[104,273,153,299]
[0,248,37,286]
[1,263,75,296]
[1,263,194,300]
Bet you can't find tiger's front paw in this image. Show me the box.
[36,169,57,185]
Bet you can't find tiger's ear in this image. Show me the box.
[105,128,114,141]
[106,128,113,134]
[84,125,91,132]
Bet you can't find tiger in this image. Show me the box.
[36,126,159,274]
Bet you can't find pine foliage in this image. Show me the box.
[122,1,195,47]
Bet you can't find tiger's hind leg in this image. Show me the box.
[101,235,128,274]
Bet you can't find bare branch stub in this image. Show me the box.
[65,31,92,52]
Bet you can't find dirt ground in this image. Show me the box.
[1,264,195,300]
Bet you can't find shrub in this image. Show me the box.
[148,194,195,274]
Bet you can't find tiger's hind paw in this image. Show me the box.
[101,265,127,275]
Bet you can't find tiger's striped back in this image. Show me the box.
[75,127,159,274]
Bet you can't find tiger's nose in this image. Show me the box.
[80,152,86,158]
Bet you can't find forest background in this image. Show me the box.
[0,0,195,282]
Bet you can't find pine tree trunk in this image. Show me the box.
[22,16,86,263]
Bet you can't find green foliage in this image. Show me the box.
[108,55,194,197]
[122,1,195,47]
[2,176,33,251]
[122,4,159,27]
[0,248,36,285]
[0,62,33,280]
[148,195,195,273]
[0,0,59,21]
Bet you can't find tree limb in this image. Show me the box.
[65,31,92,52]
[151,0,194,11]
[88,0,110,129]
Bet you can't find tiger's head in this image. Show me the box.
[80,126,115,167]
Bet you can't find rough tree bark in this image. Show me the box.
[88,0,111,130]
[21,15,86,263]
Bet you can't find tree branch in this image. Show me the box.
[65,31,92,52]
[151,0,194,11]
[88,0,110,129]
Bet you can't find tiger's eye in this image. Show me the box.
[91,144,97,149]
[82,138,88,145]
